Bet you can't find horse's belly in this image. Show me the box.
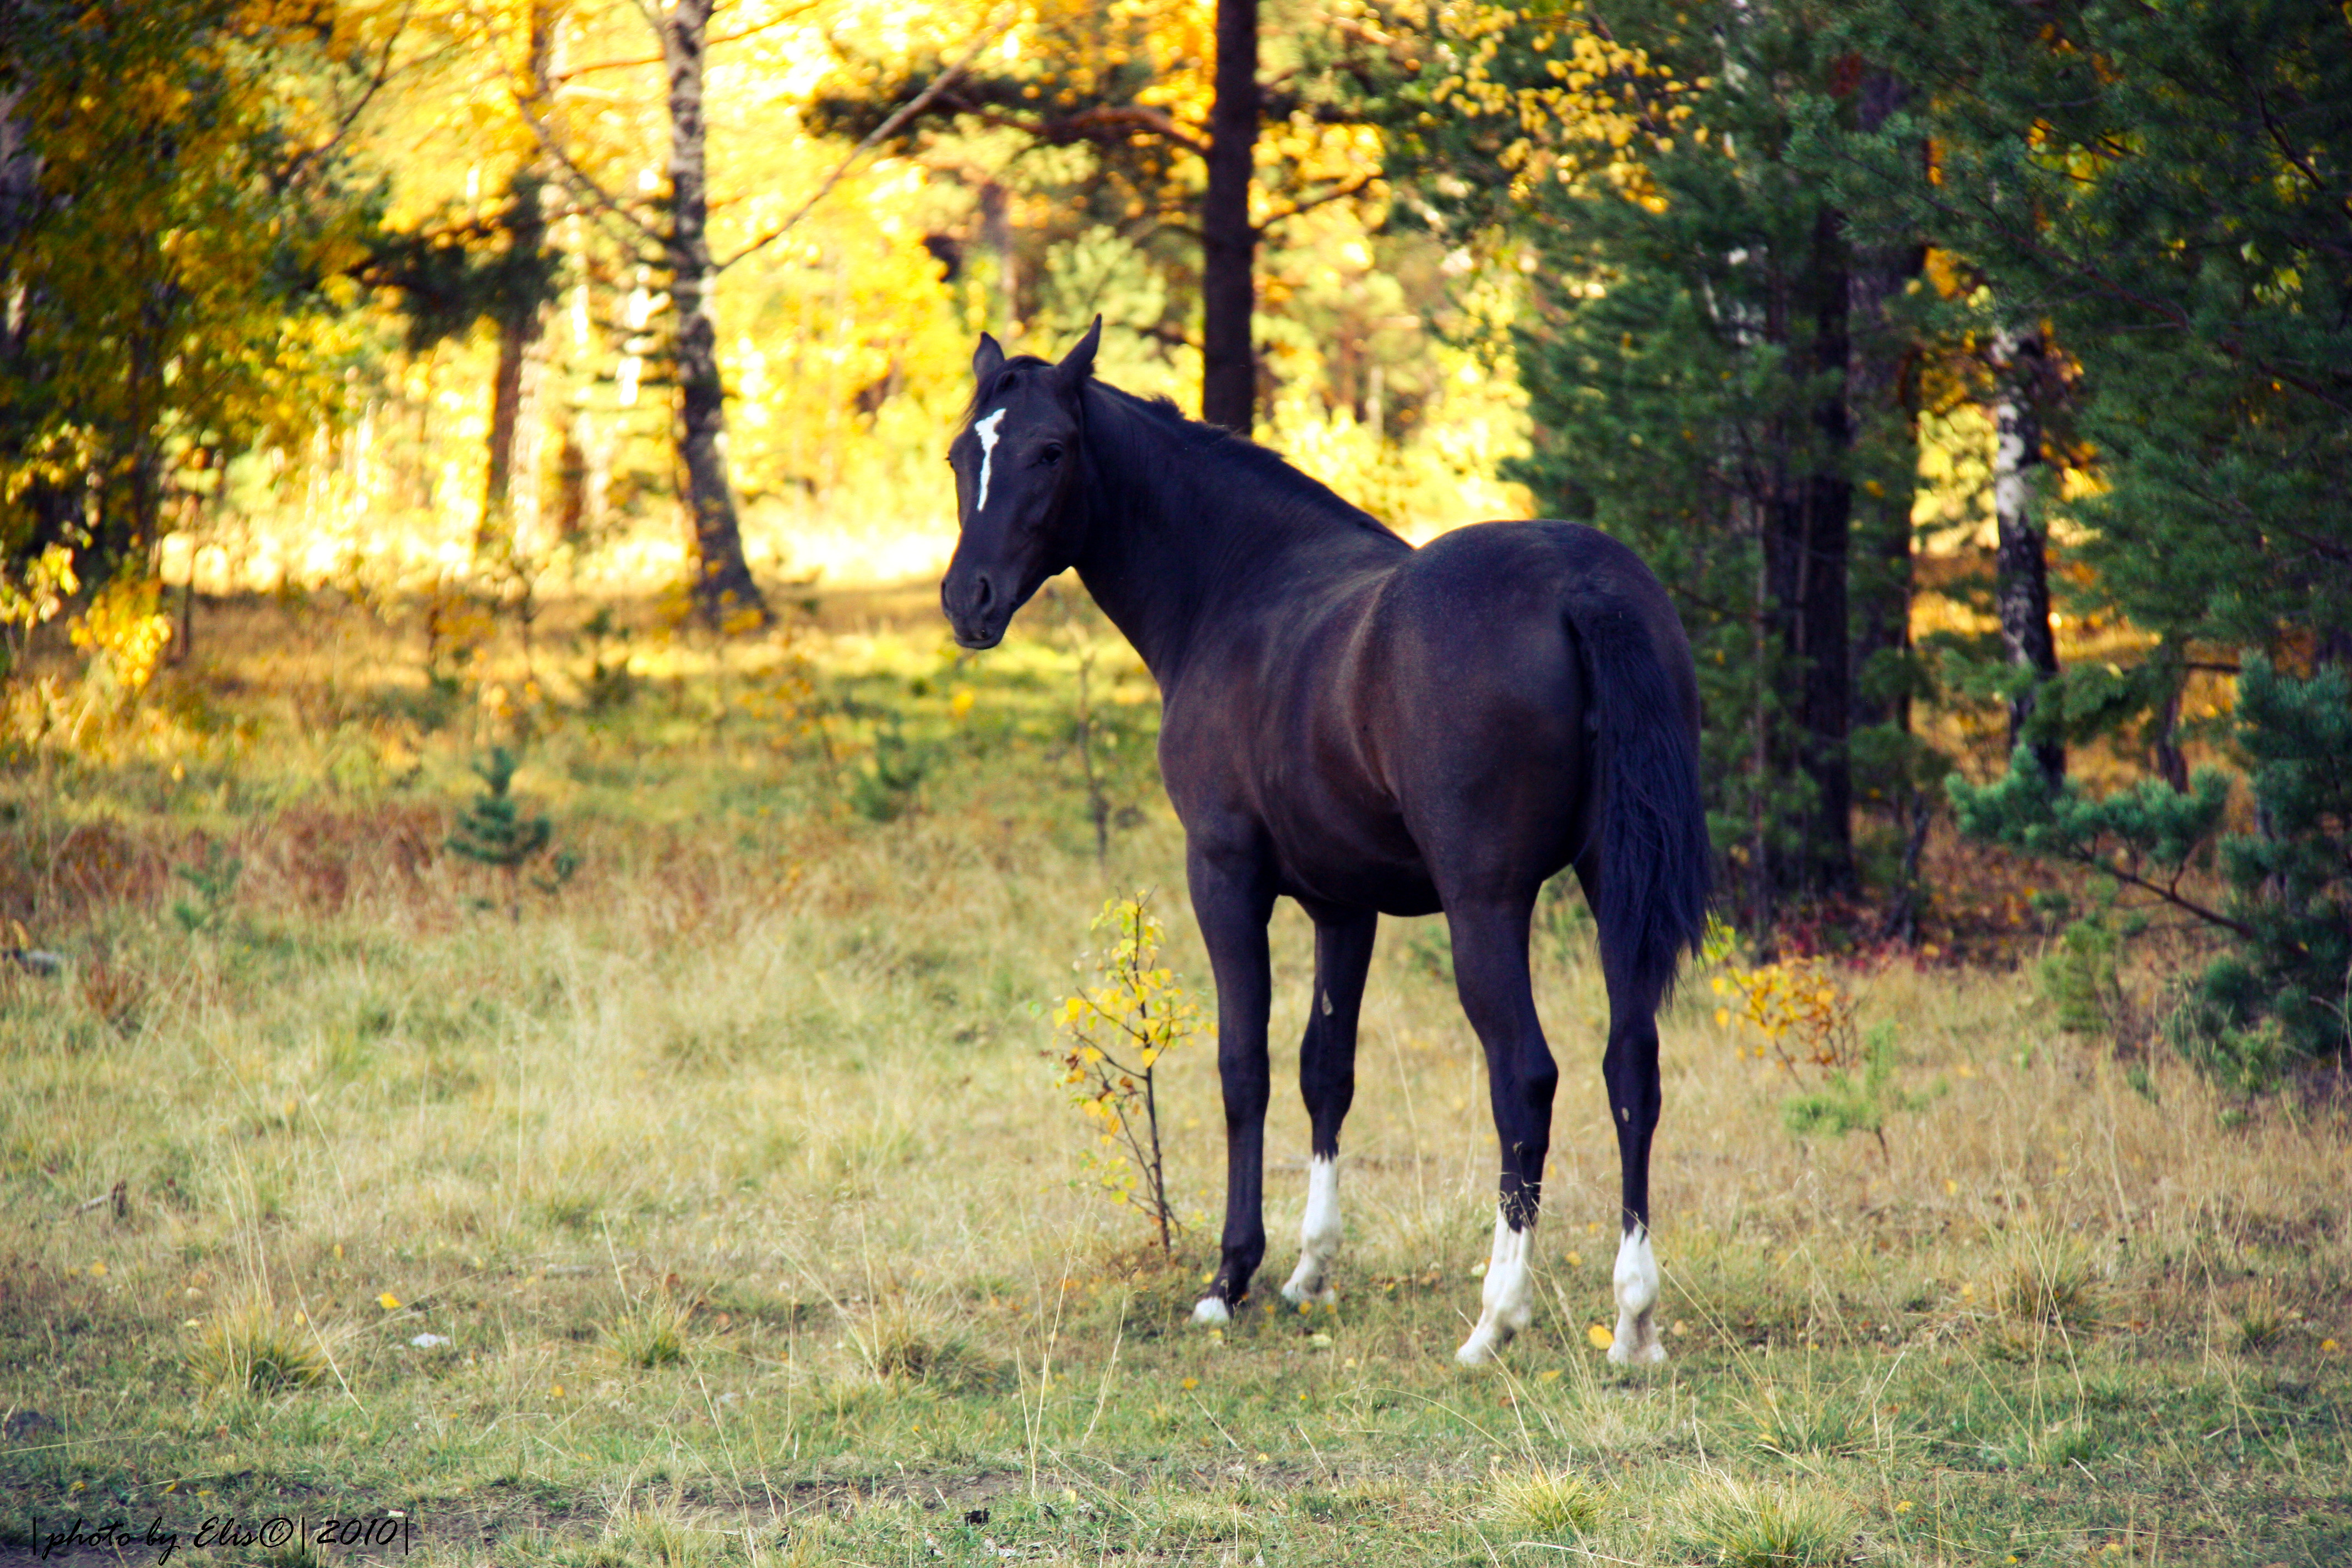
[1265,805,1441,916]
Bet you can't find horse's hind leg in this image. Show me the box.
[1582,861,1669,1365]
[1445,894,1556,1365]
[1282,908,1376,1306]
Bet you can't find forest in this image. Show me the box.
[1,2,2346,1564]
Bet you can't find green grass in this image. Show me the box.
[1,587,2348,1565]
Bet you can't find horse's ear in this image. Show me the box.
[972,333,1005,384]
[1057,315,1102,385]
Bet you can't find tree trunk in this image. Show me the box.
[1845,72,1920,740]
[660,0,766,627]
[1,81,36,366]
[482,4,557,558]
[1990,324,2063,780]
[978,180,1017,334]
[483,182,552,552]
[1770,206,1857,897]
[1200,0,1259,433]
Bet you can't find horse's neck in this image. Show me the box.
[1072,410,1308,684]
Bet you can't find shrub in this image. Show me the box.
[1952,655,2352,1087]
[1049,894,1206,1250]
[1781,1022,1941,1157]
[1713,957,1860,1076]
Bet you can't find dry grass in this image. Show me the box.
[1485,1461,1603,1538]
[1672,1474,1861,1567]
[183,1298,332,1395]
[1,587,2346,1565]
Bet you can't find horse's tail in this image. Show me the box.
[1564,588,1712,1000]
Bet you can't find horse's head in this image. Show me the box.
[940,317,1099,650]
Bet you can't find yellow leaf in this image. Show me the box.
[379,1292,401,1310]
[1587,1323,1615,1350]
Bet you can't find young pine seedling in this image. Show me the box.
[446,748,576,921]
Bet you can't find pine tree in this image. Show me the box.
[1950,658,2349,1075]
[446,749,575,922]
[1400,0,1931,919]
[1826,0,2352,1072]
[806,0,1414,432]
[1825,0,2352,686]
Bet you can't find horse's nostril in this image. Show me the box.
[972,574,996,615]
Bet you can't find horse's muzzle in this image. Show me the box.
[949,622,1006,651]
[941,568,1009,649]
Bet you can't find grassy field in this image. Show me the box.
[2,586,2347,1566]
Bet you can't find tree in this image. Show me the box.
[1985,323,2063,782]
[810,0,1412,433]
[1831,0,2352,1072]
[0,0,393,584]
[1400,0,1920,916]
[519,0,769,624]
[1828,0,2352,686]
[1200,0,1260,430]
[483,0,563,556]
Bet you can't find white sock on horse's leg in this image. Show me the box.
[1455,1210,1536,1365]
[1281,1155,1341,1305]
[1609,1222,1665,1364]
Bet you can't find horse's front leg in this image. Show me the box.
[1282,907,1376,1306]
[1186,837,1276,1324]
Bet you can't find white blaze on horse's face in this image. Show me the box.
[972,407,1009,514]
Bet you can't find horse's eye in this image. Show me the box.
[1038,444,1064,467]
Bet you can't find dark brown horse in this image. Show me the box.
[940,321,1709,1363]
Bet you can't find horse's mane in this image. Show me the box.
[963,355,1403,547]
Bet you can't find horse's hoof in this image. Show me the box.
[1607,1328,1667,1366]
[1190,1297,1231,1325]
[1279,1265,1335,1306]
[1454,1331,1498,1366]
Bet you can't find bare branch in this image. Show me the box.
[718,8,1015,273]
[951,99,1207,156]
[504,26,667,258]
[279,10,410,190]
[556,1,827,79]
[1253,172,1377,234]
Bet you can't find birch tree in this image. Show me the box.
[522,0,769,625]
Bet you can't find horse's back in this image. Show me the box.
[1162,518,1690,914]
